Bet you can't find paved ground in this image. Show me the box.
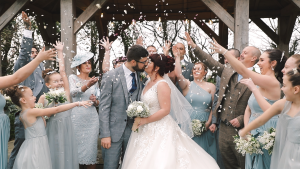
[8,139,105,169]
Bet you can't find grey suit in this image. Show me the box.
[176,60,194,92]
[99,66,143,169]
[7,35,47,169]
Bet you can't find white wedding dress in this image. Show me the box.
[121,80,220,169]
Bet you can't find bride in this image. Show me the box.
[121,54,220,169]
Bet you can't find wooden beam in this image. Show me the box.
[0,31,2,76]
[234,0,249,51]
[61,0,76,75]
[193,20,220,42]
[254,0,260,10]
[292,0,300,8]
[219,20,228,64]
[201,0,234,31]
[278,14,297,57]
[74,0,107,34]
[251,18,279,44]
[281,3,300,16]
[0,0,29,31]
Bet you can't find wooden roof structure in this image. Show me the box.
[1,0,300,74]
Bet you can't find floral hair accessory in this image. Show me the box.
[46,70,57,75]
[293,68,298,74]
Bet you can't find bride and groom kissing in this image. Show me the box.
[99,45,219,169]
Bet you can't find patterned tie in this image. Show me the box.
[130,72,137,93]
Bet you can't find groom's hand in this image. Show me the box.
[101,137,111,149]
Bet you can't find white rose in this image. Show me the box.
[128,104,134,111]
[271,132,276,137]
[76,82,82,87]
[136,106,143,113]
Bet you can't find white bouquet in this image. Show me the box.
[45,88,67,106]
[126,101,150,132]
[34,103,49,120]
[233,135,263,156]
[191,119,207,136]
[3,94,11,101]
[258,127,276,155]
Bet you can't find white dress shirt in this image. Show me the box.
[123,64,137,92]
[238,66,254,81]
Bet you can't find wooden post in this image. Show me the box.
[219,21,228,64]
[0,0,29,31]
[61,0,76,76]
[292,0,300,8]
[278,15,297,57]
[234,0,249,51]
[0,31,2,76]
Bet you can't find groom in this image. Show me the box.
[99,45,149,169]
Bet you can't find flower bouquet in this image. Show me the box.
[191,119,207,136]
[126,101,150,132]
[258,127,276,155]
[233,134,263,156]
[3,94,20,115]
[44,88,67,106]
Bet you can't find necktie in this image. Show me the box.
[130,72,137,93]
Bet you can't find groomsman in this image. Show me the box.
[7,12,48,169]
[185,32,260,169]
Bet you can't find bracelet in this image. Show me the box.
[77,101,81,107]
[222,49,228,56]
[86,84,90,89]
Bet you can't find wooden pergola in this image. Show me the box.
[1,0,300,75]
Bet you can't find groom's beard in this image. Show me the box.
[133,64,145,72]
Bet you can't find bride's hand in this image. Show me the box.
[136,117,148,128]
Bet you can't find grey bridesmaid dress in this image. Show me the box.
[13,110,52,169]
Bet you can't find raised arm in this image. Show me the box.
[14,11,33,72]
[53,41,71,101]
[0,47,56,89]
[210,38,279,91]
[163,40,171,56]
[239,99,285,138]
[240,78,272,111]
[184,32,225,77]
[100,37,113,73]
[173,46,191,95]
[29,100,92,118]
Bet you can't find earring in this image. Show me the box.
[271,66,274,71]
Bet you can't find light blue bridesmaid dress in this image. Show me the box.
[13,111,52,169]
[0,94,10,169]
[185,82,219,161]
[270,101,300,169]
[44,100,79,169]
[246,93,277,169]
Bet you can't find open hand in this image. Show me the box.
[22,11,31,30]
[184,32,196,48]
[79,100,93,108]
[136,36,143,46]
[53,41,64,52]
[172,46,180,59]
[89,94,97,103]
[210,37,227,55]
[35,47,56,62]
[240,78,257,92]
[87,76,99,88]
[100,37,113,51]
[163,40,171,56]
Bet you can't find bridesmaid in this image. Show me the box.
[211,39,286,169]
[38,41,79,169]
[240,67,300,169]
[5,85,91,169]
[69,52,100,169]
[173,47,221,163]
[0,45,55,169]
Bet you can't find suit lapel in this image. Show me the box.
[216,68,236,108]
[118,67,129,105]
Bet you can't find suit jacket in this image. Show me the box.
[99,66,144,142]
[14,36,47,97]
[193,46,252,128]
[176,60,194,92]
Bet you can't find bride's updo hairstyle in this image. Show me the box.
[42,68,59,83]
[149,54,175,77]
[5,85,28,107]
